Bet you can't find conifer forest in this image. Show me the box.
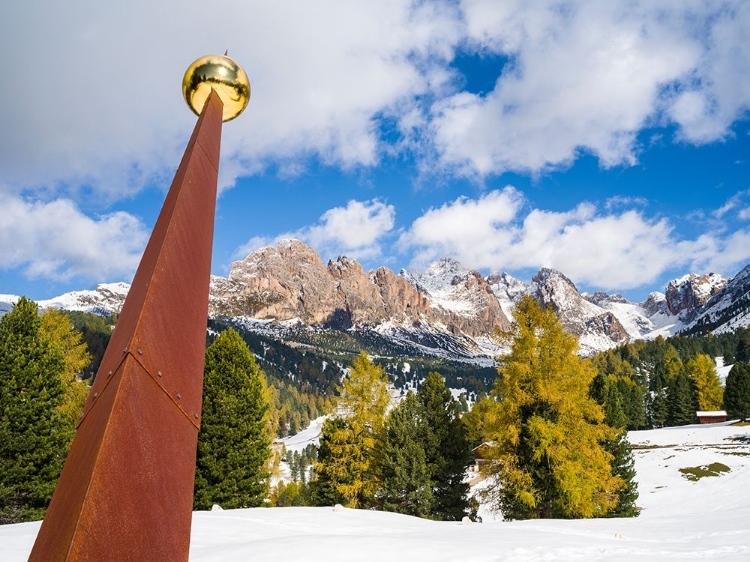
[1,299,750,522]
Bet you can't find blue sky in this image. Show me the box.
[1,1,749,303]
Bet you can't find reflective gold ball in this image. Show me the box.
[182,54,250,122]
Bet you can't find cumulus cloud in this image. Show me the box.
[399,188,750,290]
[2,1,749,290]
[3,1,747,198]
[235,199,395,262]
[0,1,461,201]
[0,194,148,282]
[428,0,750,177]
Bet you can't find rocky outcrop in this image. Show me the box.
[683,265,750,335]
[24,239,750,356]
[531,268,630,350]
[209,239,510,337]
[665,273,728,319]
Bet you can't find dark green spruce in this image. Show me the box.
[194,328,271,510]
[724,362,750,421]
[375,392,434,517]
[0,297,70,523]
[590,373,640,517]
[417,372,474,521]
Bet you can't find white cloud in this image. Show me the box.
[428,0,750,177]
[399,188,748,290]
[397,187,524,265]
[0,194,148,282]
[685,229,750,274]
[235,199,395,262]
[712,190,750,220]
[0,1,461,201]
[3,1,747,199]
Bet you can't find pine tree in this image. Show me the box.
[483,296,622,520]
[194,329,271,510]
[685,354,723,411]
[311,352,389,508]
[724,362,750,421]
[666,372,696,426]
[418,372,473,521]
[375,392,434,517]
[0,297,70,523]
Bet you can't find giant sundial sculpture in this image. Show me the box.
[29,54,250,562]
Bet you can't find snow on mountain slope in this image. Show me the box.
[4,254,750,356]
[3,422,749,561]
[404,258,482,317]
[37,282,129,315]
[0,294,19,317]
[685,264,750,335]
[487,272,529,318]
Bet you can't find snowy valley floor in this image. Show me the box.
[2,422,749,561]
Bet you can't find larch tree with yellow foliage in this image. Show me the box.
[482,296,624,520]
[39,309,92,428]
[685,353,723,411]
[311,352,389,508]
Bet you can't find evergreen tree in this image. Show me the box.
[0,298,70,523]
[194,329,271,510]
[605,432,640,517]
[648,387,668,428]
[311,352,388,508]
[589,373,639,517]
[483,296,622,520]
[665,372,696,426]
[724,362,750,421]
[618,377,647,430]
[418,372,473,521]
[375,392,434,517]
[685,354,723,411]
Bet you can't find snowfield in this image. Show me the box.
[2,422,748,561]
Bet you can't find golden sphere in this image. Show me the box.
[182,54,250,122]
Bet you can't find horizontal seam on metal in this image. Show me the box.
[126,351,201,430]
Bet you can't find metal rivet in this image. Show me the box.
[157,371,162,377]
[176,393,181,400]
[193,413,199,419]
[137,348,143,355]
[123,348,128,354]
[93,392,99,399]
[107,371,113,378]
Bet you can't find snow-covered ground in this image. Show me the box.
[2,422,749,561]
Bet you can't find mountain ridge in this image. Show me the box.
[3,239,749,359]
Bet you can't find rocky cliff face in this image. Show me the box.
[684,264,750,335]
[665,273,728,319]
[22,239,750,358]
[210,240,510,338]
[530,268,631,351]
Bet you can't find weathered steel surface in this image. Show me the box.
[28,89,224,562]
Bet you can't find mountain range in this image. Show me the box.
[3,238,750,360]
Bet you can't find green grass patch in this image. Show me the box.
[679,462,731,481]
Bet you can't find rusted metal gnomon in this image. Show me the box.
[28,89,224,562]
